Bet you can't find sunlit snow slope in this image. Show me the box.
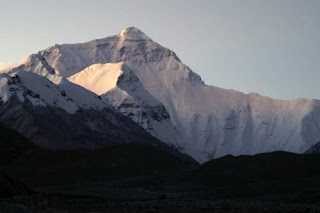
[11,27,320,162]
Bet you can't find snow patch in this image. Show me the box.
[67,62,124,95]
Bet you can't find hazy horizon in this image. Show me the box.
[1,0,320,100]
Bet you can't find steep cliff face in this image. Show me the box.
[9,27,320,162]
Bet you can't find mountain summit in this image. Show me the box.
[119,27,152,41]
[6,27,320,162]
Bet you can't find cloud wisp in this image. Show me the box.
[0,57,29,73]
[0,62,19,73]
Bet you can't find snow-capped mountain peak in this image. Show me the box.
[119,27,152,41]
[5,27,320,162]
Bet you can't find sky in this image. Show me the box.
[1,0,320,100]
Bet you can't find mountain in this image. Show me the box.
[67,62,184,148]
[0,123,36,166]
[7,143,198,188]
[0,71,158,149]
[8,27,320,162]
[0,125,34,198]
[0,171,33,198]
[193,151,320,200]
[305,141,320,154]
[0,72,198,171]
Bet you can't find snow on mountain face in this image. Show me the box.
[68,62,184,148]
[68,62,160,106]
[4,70,104,114]
[0,71,171,150]
[11,27,320,162]
[0,72,76,113]
[68,63,124,95]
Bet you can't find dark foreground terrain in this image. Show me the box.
[1,151,320,212]
[1,197,320,213]
[0,126,320,212]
